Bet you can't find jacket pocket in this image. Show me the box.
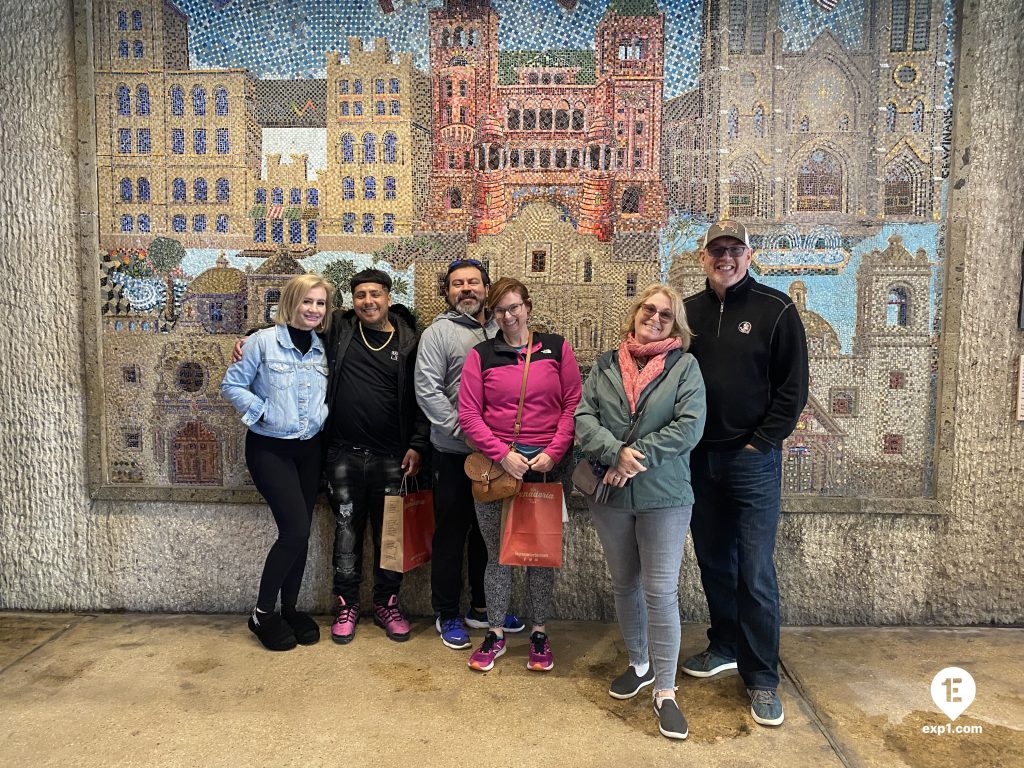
[267,361,294,391]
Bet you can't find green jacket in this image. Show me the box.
[574,348,707,510]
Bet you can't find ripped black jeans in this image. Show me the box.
[325,445,405,606]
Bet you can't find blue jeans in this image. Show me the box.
[589,503,692,693]
[689,446,782,690]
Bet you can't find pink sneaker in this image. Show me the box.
[330,596,359,644]
[468,631,506,671]
[527,631,554,671]
[372,595,411,642]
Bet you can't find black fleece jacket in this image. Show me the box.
[683,272,808,453]
[323,303,431,457]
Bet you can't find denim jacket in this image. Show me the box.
[221,324,328,439]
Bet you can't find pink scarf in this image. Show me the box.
[618,333,682,414]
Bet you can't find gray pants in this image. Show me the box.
[475,498,555,629]
[589,502,692,693]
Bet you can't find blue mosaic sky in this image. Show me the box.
[178,0,953,98]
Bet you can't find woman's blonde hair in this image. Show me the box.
[275,273,336,334]
[620,283,692,350]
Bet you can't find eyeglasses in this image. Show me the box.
[705,245,748,258]
[493,302,525,318]
[638,304,674,323]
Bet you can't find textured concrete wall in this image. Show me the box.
[1,0,1022,623]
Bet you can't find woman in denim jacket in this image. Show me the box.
[221,273,334,651]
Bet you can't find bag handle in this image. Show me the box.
[511,330,533,440]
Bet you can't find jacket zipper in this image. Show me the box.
[717,299,724,337]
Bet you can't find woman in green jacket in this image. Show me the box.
[574,283,706,741]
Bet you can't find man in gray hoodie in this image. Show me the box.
[415,259,525,649]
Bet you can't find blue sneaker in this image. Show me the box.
[464,609,526,633]
[748,688,785,726]
[435,616,471,650]
[681,648,738,678]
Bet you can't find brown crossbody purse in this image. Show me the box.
[464,332,533,503]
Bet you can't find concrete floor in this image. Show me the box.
[0,613,1020,768]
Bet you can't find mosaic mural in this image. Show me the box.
[89,0,953,498]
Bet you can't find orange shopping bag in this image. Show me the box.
[498,482,564,568]
[380,479,435,573]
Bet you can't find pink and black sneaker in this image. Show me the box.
[372,595,411,642]
[527,631,554,671]
[468,631,506,671]
[330,596,359,644]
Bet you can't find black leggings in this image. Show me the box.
[245,430,323,613]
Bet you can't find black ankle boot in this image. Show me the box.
[248,610,297,651]
[281,607,320,645]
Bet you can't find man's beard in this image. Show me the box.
[455,296,481,316]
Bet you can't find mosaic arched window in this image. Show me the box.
[171,128,184,154]
[353,79,363,94]
[364,177,376,200]
[131,9,142,30]
[383,133,397,164]
[176,362,205,393]
[118,40,129,58]
[583,258,593,283]
[884,161,917,215]
[271,187,284,205]
[362,213,375,234]
[307,220,317,244]
[447,187,462,210]
[254,220,267,242]
[341,133,355,163]
[118,10,127,28]
[911,100,924,132]
[727,106,739,139]
[193,128,206,154]
[133,40,144,58]
[120,177,133,202]
[886,286,910,327]
[289,219,302,244]
[621,186,642,214]
[216,178,230,202]
[215,87,229,115]
[307,188,319,206]
[886,102,897,132]
[522,108,537,130]
[192,86,206,116]
[193,214,206,232]
[441,28,451,47]
[138,214,150,232]
[216,128,229,154]
[120,214,133,232]
[271,220,284,243]
[172,214,186,232]
[194,178,208,202]
[342,212,356,233]
[117,85,131,116]
[136,85,150,115]
[362,133,376,164]
[555,104,570,131]
[172,178,186,201]
[216,214,229,233]
[753,105,765,137]
[891,0,909,51]
[796,150,842,212]
[572,106,585,131]
[255,187,266,204]
[137,177,150,202]
[507,107,520,130]
[289,187,301,205]
[136,128,151,154]
[343,177,355,200]
[170,85,184,116]
[384,176,396,200]
[728,168,755,218]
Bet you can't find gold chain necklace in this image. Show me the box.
[359,322,395,352]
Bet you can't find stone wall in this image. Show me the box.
[0,0,1021,623]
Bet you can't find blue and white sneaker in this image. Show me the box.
[464,609,526,633]
[436,616,471,650]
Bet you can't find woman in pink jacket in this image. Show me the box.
[458,277,582,673]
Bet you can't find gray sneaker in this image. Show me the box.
[681,648,738,678]
[748,688,785,726]
[608,665,655,699]
[653,696,688,740]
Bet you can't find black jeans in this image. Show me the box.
[430,449,488,620]
[325,446,405,606]
[245,430,323,613]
